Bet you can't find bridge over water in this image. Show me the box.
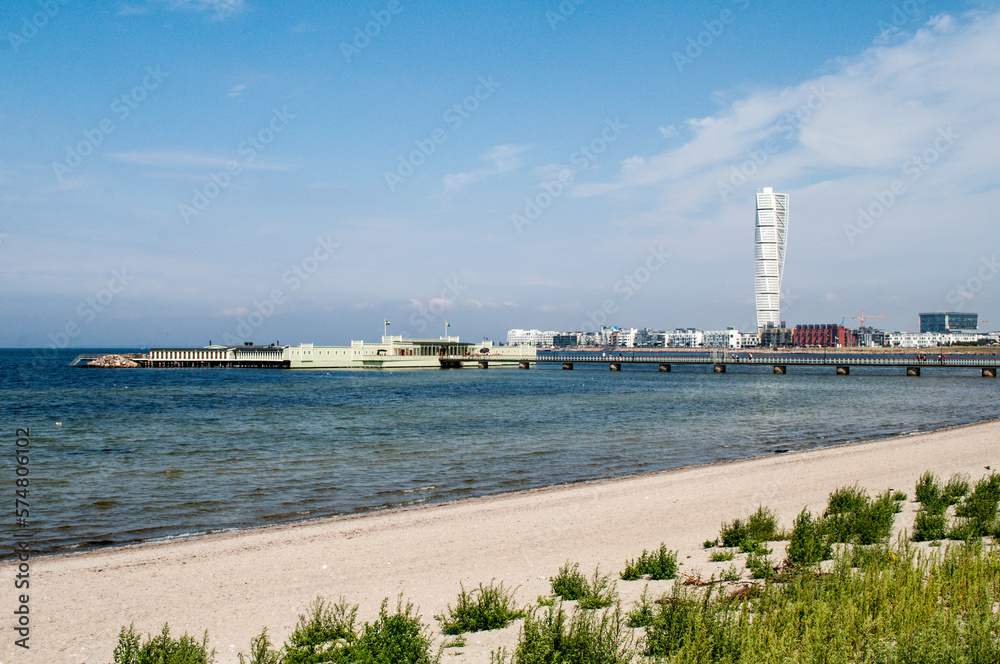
[440,351,1000,377]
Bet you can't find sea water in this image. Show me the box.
[1,348,997,555]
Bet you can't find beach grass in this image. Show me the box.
[642,539,1000,663]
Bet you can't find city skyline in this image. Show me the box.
[3,1,999,348]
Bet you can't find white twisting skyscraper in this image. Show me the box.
[755,187,789,330]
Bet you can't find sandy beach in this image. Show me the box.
[5,418,1000,664]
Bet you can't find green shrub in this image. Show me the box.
[915,471,941,506]
[702,539,718,549]
[738,539,771,555]
[746,552,775,580]
[620,544,678,581]
[913,508,948,542]
[720,565,742,582]
[550,562,589,601]
[353,598,437,664]
[708,550,735,562]
[822,486,902,545]
[643,541,1000,663]
[950,473,1000,539]
[510,603,632,664]
[643,585,735,661]
[437,581,525,634]
[112,624,214,664]
[550,563,617,609]
[746,505,780,541]
[943,474,970,505]
[719,518,747,548]
[786,508,832,566]
[283,597,357,664]
[625,586,656,628]
[238,628,282,664]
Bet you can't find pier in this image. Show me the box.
[437,351,1000,377]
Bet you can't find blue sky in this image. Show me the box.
[2,0,999,347]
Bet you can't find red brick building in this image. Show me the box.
[793,324,856,347]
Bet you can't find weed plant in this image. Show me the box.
[620,544,678,581]
[549,562,588,601]
[914,472,993,542]
[950,473,1000,539]
[437,581,525,634]
[720,565,742,582]
[112,624,214,664]
[282,596,436,664]
[708,550,735,562]
[821,485,903,545]
[501,603,632,664]
[720,506,781,554]
[238,628,282,664]
[283,597,357,664]
[786,508,832,566]
[746,552,775,580]
[353,598,437,664]
[550,562,618,609]
[625,586,656,628]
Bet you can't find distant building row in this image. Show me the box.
[507,324,998,349]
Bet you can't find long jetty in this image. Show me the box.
[441,351,1000,377]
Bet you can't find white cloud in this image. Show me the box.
[573,8,1000,225]
[107,151,292,172]
[443,144,530,193]
[227,83,249,99]
[167,0,246,19]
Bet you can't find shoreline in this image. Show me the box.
[7,417,1000,663]
[30,414,1000,561]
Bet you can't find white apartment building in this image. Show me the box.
[886,331,986,348]
[505,329,558,346]
[703,327,743,349]
[665,328,704,347]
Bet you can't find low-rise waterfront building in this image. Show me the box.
[792,324,856,348]
[703,327,743,349]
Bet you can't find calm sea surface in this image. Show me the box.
[2,348,998,556]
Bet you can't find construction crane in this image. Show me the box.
[851,310,886,328]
